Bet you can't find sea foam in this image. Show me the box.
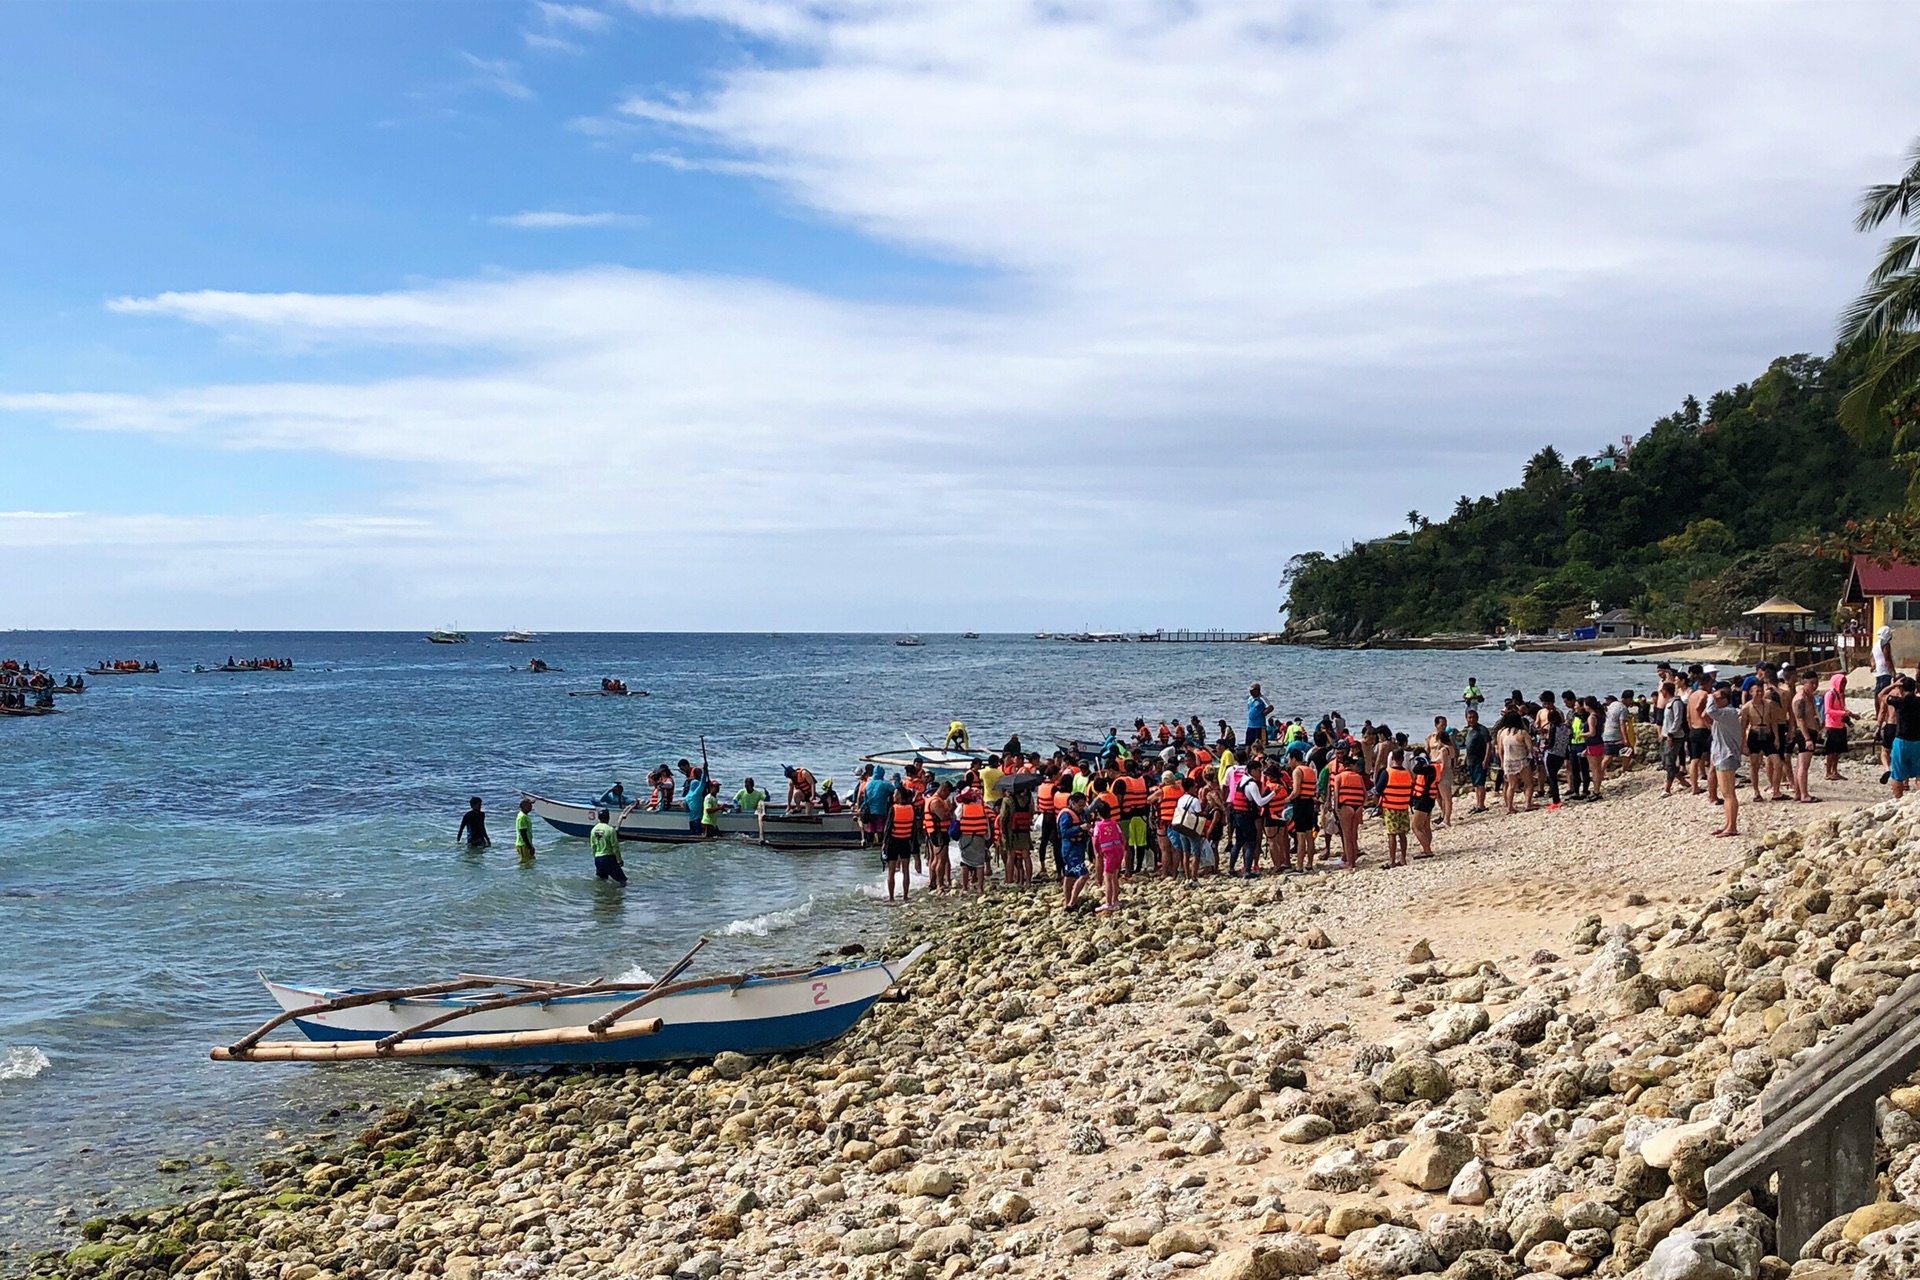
[0,1046,51,1082]
[721,897,814,938]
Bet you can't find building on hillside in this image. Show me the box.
[1840,555,1920,666]
[1593,608,1643,640]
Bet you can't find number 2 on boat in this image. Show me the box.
[812,982,830,1006]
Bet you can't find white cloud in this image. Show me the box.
[489,210,648,228]
[458,52,534,101]
[12,0,1920,628]
[536,2,613,31]
[524,32,585,54]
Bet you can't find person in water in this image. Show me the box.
[456,796,490,848]
[514,797,536,861]
[589,808,626,885]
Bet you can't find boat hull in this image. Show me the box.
[524,792,861,849]
[263,947,924,1067]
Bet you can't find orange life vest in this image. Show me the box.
[1156,787,1181,823]
[1263,773,1291,821]
[1120,774,1148,817]
[891,803,917,837]
[1334,768,1368,807]
[957,801,991,836]
[1381,768,1412,811]
[1036,781,1055,813]
[1411,769,1436,802]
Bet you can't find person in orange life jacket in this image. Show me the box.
[923,780,955,894]
[1408,751,1438,859]
[1286,742,1319,873]
[1150,770,1183,879]
[1260,763,1293,873]
[1222,760,1270,879]
[953,785,995,897]
[1331,747,1369,870]
[1034,769,1062,878]
[885,789,918,903]
[1379,750,1414,868]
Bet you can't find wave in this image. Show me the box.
[721,897,815,938]
[613,963,658,984]
[0,1045,51,1082]
[855,868,932,900]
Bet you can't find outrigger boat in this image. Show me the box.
[0,703,61,717]
[211,939,929,1068]
[859,733,983,779]
[86,662,158,675]
[523,792,861,849]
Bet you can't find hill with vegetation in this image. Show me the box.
[1281,352,1906,640]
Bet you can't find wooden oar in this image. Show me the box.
[212,1017,663,1062]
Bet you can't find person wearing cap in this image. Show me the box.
[783,763,817,815]
[817,778,842,813]
[589,808,626,885]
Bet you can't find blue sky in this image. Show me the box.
[2,1,1918,630]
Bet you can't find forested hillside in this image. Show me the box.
[1282,353,1905,639]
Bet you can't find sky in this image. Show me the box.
[1,0,1917,632]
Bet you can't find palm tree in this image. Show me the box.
[1839,138,1920,492]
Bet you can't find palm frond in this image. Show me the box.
[1855,139,1920,232]
[1865,234,1920,290]
[1837,265,1920,345]
[1838,332,1920,448]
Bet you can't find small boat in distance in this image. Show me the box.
[499,629,536,643]
[211,942,930,1068]
[568,678,645,696]
[511,659,561,673]
[428,629,469,644]
[86,661,159,675]
[962,632,980,640]
[894,635,923,647]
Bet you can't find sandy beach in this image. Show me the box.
[24,760,1919,1280]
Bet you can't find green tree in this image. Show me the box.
[1839,138,1920,508]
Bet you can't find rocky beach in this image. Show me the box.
[26,763,1920,1280]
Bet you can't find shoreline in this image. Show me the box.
[16,760,1913,1280]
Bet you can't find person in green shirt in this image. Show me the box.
[701,786,721,838]
[590,808,627,885]
[514,797,536,861]
[734,778,767,814]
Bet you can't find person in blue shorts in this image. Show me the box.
[1057,792,1090,910]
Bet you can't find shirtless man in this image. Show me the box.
[1425,716,1457,827]
[1740,685,1779,803]
[1791,670,1821,803]
[1685,672,1714,799]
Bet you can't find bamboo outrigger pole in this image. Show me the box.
[211,1017,663,1063]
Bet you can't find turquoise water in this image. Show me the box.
[0,632,1632,1244]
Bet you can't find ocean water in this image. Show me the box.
[0,631,1632,1245]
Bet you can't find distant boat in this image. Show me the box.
[1033,632,1050,640]
[499,630,536,643]
[962,632,980,640]
[894,635,923,647]
[428,629,469,644]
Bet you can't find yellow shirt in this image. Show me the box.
[980,767,1004,803]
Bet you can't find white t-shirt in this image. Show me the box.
[1875,627,1895,677]
[1603,701,1628,743]
[1174,794,1205,831]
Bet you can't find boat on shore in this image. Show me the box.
[523,792,859,849]
[211,942,929,1068]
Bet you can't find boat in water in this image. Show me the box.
[194,658,294,673]
[86,661,158,675]
[859,733,984,779]
[523,792,860,849]
[428,629,469,644]
[894,635,923,647]
[0,703,61,717]
[962,632,980,639]
[510,659,562,673]
[499,629,536,643]
[211,942,929,1068]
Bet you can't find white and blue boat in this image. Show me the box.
[522,791,861,850]
[212,944,929,1068]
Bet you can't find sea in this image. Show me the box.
[0,631,1635,1248]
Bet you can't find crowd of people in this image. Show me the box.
[458,657,1920,902]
